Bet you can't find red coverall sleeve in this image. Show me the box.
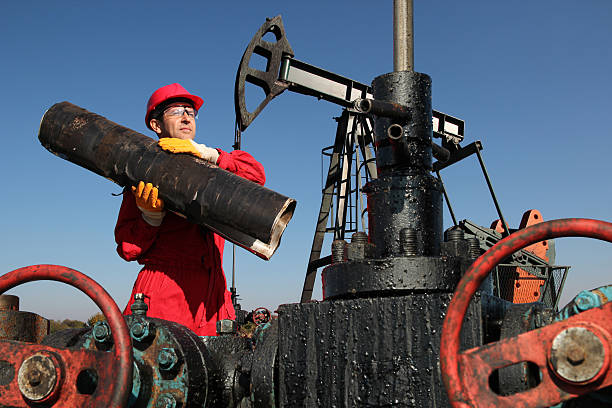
[216,149,266,185]
[114,190,160,261]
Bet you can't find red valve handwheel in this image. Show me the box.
[441,219,612,408]
[253,307,271,325]
[0,264,132,408]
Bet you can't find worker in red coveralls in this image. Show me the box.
[115,83,265,336]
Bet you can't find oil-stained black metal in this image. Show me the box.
[495,303,552,396]
[322,255,462,299]
[370,71,433,173]
[41,327,90,349]
[198,335,254,407]
[38,102,296,260]
[364,172,443,258]
[276,293,484,407]
[360,70,444,263]
[441,233,470,260]
[234,15,294,131]
[431,141,450,162]
[250,320,279,407]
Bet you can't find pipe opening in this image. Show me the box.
[387,123,404,140]
[357,98,371,113]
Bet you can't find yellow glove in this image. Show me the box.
[158,138,219,163]
[132,181,164,211]
[132,182,165,226]
[158,138,200,157]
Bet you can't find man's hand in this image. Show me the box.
[158,138,219,164]
[132,181,165,226]
[132,181,164,211]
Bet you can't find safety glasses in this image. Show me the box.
[164,106,197,118]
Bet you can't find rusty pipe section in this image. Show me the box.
[353,98,411,121]
[0,295,49,343]
[38,102,296,260]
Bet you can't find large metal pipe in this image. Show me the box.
[38,102,296,260]
[393,0,414,71]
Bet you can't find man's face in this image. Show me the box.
[150,102,197,140]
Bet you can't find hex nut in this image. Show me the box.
[550,326,607,383]
[93,321,111,343]
[18,353,60,401]
[131,320,151,341]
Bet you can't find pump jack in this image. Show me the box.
[233,15,565,307]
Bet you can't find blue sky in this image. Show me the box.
[0,1,611,321]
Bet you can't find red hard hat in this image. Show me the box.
[145,83,204,130]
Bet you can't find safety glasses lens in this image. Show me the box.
[165,107,196,118]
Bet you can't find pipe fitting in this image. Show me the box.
[387,123,404,140]
[130,293,148,317]
[353,98,411,121]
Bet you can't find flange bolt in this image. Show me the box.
[156,393,177,408]
[331,240,348,264]
[157,348,179,371]
[446,228,464,242]
[467,237,481,259]
[400,228,417,256]
[130,320,150,341]
[351,231,368,244]
[93,321,111,343]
